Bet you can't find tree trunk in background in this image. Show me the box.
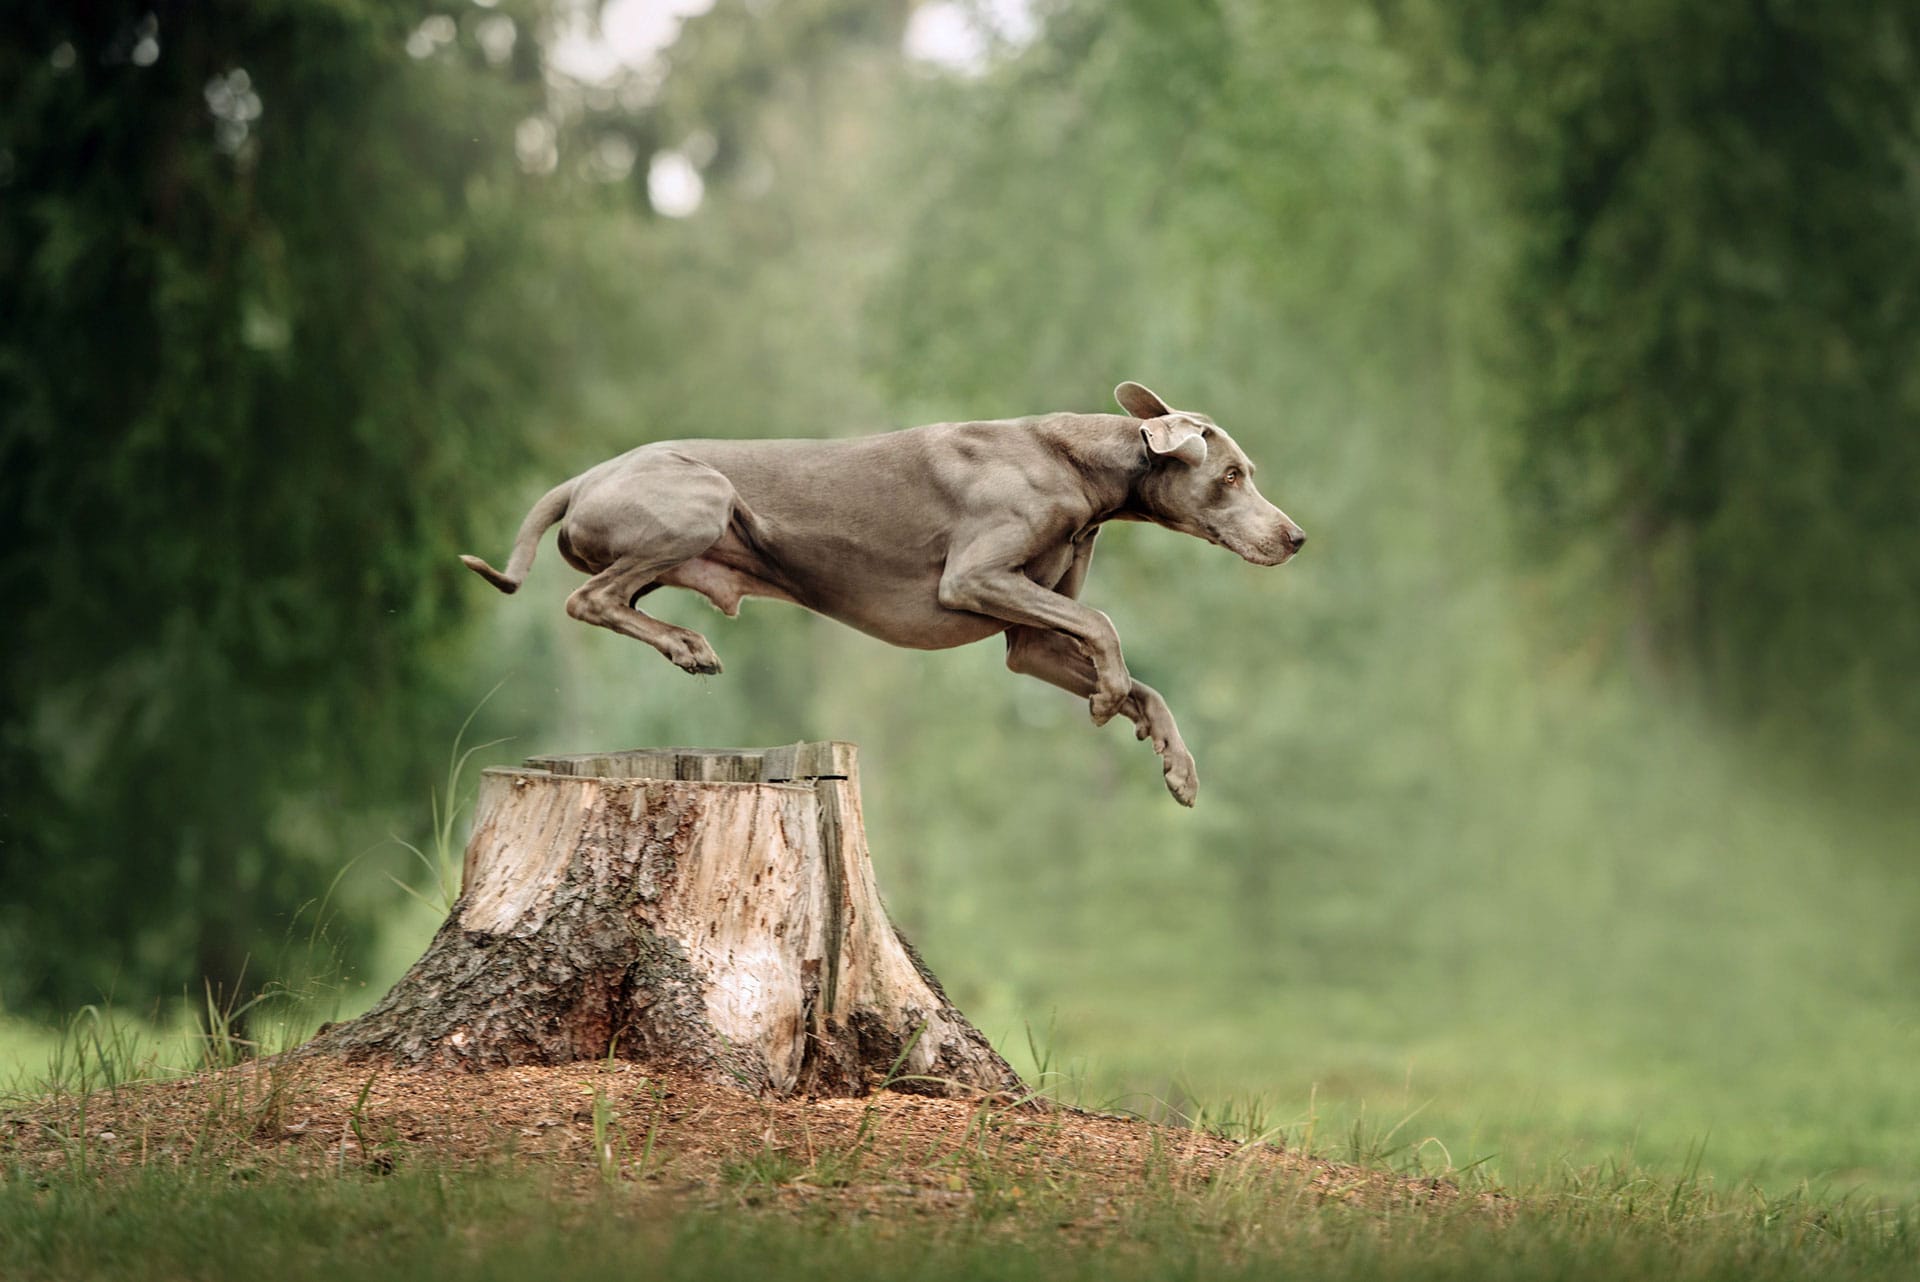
[304,743,1023,1100]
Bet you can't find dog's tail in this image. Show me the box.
[459,478,576,594]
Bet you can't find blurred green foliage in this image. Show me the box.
[2,0,1917,1191]
[1445,0,1920,748]
[0,0,566,1006]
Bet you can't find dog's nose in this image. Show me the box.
[1288,529,1307,552]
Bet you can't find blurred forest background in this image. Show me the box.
[4,0,1918,1193]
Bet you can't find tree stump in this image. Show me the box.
[304,742,1023,1099]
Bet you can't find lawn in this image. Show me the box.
[2,1039,1914,1282]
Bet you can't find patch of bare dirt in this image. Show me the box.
[2,1056,1490,1222]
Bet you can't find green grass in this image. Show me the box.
[1,1156,1914,1282]
[3,992,1915,1282]
[969,989,1920,1202]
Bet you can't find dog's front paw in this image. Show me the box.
[1162,748,1199,807]
[662,631,723,676]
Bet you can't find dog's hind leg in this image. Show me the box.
[560,460,735,674]
[566,554,728,674]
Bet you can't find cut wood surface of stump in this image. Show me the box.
[305,743,1023,1100]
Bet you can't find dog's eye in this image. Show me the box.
[1223,468,1241,486]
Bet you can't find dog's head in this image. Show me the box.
[1116,381,1306,566]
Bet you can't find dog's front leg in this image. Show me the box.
[939,538,1133,725]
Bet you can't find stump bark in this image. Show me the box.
[305,742,1023,1099]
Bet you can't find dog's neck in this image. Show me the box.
[1043,413,1155,526]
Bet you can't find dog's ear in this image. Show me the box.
[1141,414,1209,467]
[1115,381,1174,421]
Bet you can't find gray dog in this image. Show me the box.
[462,382,1305,804]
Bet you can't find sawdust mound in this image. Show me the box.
[5,1056,1484,1220]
